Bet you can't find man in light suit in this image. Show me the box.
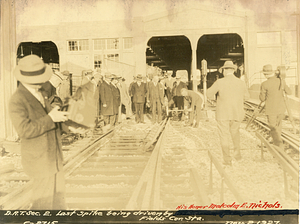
[9,55,69,209]
[207,61,249,165]
[147,76,164,124]
[259,64,292,148]
[117,77,132,122]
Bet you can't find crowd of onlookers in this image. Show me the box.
[43,68,198,130]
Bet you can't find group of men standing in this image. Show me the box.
[128,72,191,124]
[129,74,165,124]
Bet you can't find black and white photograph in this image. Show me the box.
[0,0,299,223]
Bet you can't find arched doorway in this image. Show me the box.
[146,36,192,80]
[197,34,244,89]
[16,41,59,71]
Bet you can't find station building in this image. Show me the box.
[1,1,299,140]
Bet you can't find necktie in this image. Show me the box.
[37,88,45,107]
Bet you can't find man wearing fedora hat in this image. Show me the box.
[99,72,115,126]
[9,55,69,209]
[172,74,187,119]
[57,70,71,104]
[259,64,292,148]
[131,74,147,123]
[110,74,121,126]
[207,60,249,165]
[42,71,64,99]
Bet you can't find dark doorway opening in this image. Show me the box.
[197,34,244,70]
[197,34,244,89]
[146,36,192,76]
[16,41,59,71]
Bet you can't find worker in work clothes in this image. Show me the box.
[181,88,204,128]
[9,55,69,209]
[259,64,292,148]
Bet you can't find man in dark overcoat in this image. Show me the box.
[99,72,115,126]
[129,76,136,114]
[111,74,121,126]
[131,74,147,123]
[42,71,64,99]
[147,75,164,123]
[259,64,292,148]
[9,55,69,209]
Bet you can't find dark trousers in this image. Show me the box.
[135,103,144,123]
[267,114,284,147]
[173,96,184,109]
[189,103,202,125]
[131,97,135,114]
[166,87,172,102]
[103,115,116,126]
[151,100,162,123]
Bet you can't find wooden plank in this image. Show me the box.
[93,150,145,155]
[66,187,132,195]
[2,176,30,181]
[208,150,244,203]
[71,168,143,176]
[107,145,141,150]
[0,164,15,174]
[66,176,139,185]
[87,156,148,162]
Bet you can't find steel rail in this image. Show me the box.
[0,128,115,210]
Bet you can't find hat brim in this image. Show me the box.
[220,65,237,70]
[14,64,52,84]
[262,71,274,74]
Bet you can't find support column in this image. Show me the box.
[133,36,147,80]
[244,11,256,90]
[0,0,17,141]
[297,0,300,97]
[189,36,198,91]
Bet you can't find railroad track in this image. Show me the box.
[1,99,298,210]
[243,101,299,200]
[1,116,244,210]
[244,101,299,161]
[126,120,245,210]
[0,118,167,210]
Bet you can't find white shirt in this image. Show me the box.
[22,83,45,107]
